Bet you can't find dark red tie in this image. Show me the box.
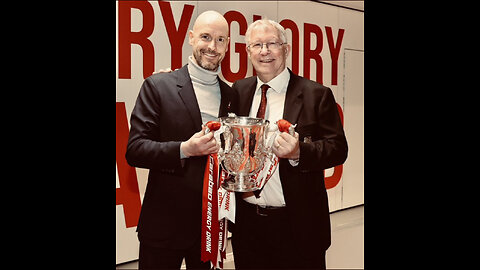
[252,84,270,198]
[256,84,270,119]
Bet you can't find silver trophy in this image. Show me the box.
[217,114,277,192]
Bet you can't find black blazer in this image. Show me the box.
[232,69,348,255]
[125,65,238,249]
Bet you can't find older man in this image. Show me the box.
[125,11,238,269]
[230,19,348,269]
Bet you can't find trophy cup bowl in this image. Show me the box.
[218,115,271,192]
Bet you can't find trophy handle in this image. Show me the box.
[263,119,296,158]
[264,124,279,153]
[203,120,228,162]
[221,125,231,154]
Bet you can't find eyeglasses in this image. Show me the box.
[247,41,285,52]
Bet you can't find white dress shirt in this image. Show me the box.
[243,68,291,207]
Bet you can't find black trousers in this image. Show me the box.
[231,200,326,270]
[138,239,211,270]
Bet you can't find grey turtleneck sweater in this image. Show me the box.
[187,55,221,124]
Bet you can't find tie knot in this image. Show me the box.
[261,84,270,93]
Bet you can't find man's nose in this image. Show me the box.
[207,39,217,50]
[259,45,270,55]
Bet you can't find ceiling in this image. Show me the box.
[317,1,364,11]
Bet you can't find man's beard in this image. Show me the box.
[193,49,222,71]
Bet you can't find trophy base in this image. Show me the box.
[221,173,259,192]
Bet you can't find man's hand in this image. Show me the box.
[180,126,219,157]
[272,132,300,159]
[152,68,173,75]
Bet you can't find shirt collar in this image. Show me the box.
[255,67,290,94]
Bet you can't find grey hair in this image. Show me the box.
[245,19,288,45]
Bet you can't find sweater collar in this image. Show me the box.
[187,55,220,86]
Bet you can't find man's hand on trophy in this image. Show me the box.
[272,131,300,159]
[180,126,220,157]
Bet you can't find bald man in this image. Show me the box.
[126,10,238,269]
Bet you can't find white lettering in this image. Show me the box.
[206,231,211,252]
[208,178,213,201]
[207,201,212,230]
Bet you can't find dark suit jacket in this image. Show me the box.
[232,68,348,256]
[125,65,238,249]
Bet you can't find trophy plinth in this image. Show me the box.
[221,173,259,192]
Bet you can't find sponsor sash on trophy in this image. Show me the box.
[201,153,232,269]
[201,153,221,268]
[201,121,230,268]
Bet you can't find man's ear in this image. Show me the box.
[285,43,291,57]
[188,30,194,46]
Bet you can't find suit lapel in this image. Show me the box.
[238,77,257,116]
[176,65,203,130]
[282,69,303,124]
[218,77,232,117]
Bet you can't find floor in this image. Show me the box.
[116,205,364,269]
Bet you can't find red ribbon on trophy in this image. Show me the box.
[201,121,227,269]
